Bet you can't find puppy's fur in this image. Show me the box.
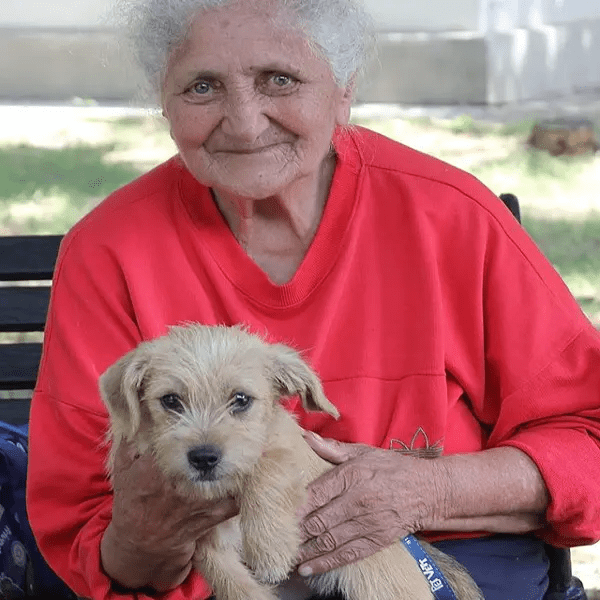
[100,325,483,600]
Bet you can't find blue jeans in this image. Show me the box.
[433,534,550,600]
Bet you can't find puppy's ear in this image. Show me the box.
[98,345,150,441]
[267,345,339,419]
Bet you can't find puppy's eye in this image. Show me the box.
[160,393,184,413]
[230,392,253,414]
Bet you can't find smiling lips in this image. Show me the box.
[211,141,289,154]
[221,147,272,154]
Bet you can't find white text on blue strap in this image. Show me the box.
[418,556,445,593]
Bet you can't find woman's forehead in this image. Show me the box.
[169,6,327,78]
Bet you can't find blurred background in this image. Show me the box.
[0,0,599,591]
[1,0,599,104]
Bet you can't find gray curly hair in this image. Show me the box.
[114,0,375,92]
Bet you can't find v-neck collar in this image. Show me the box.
[176,127,362,309]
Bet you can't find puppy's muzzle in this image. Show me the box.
[187,444,222,479]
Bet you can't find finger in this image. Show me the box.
[182,495,239,535]
[298,537,381,577]
[196,497,239,525]
[299,457,375,531]
[115,451,169,492]
[297,511,400,563]
[302,432,370,465]
[151,562,193,593]
[298,468,351,525]
[300,481,372,543]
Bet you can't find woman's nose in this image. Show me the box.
[220,88,270,142]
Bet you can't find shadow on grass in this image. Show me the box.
[523,214,600,277]
[0,144,141,202]
[522,213,600,325]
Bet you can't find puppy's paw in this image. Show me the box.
[242,519,299,585]
[249,554,295,585]
[253,566,292,586]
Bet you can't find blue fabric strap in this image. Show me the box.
[402,535,458,600]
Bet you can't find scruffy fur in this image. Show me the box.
[99,324,483,600]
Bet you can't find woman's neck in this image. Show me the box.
[212,152,336,284]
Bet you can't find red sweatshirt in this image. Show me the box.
[27,126,600,600]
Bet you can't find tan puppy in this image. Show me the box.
[99,324,483,600]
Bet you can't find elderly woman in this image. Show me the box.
[26,0,600,599]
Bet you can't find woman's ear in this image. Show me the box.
[335,75,356,126]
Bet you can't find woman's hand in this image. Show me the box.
[101,441,238,592]
[296,432,439,577]
[296,433,548,578]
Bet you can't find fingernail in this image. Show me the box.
[302,430,323,441]
[298,565,312,577]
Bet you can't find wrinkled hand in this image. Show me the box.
[296,433,441,577]
[101,441,238,591]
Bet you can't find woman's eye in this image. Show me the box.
[264,73,297,93]
[190,80,214,95]
[160,393,185,413]
[230,392,253,414]
[272,74,292,87]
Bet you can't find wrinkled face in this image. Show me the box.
[161,0,353,199]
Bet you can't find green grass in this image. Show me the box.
[465,149,597,211]
[91,115,147,128]
[439,115,541,138]
[0,144,140,200]
[443,114,495,136]
[496,119,540,137]
[523,214,600,322]
[470,147,594,182]
[0,144,141,234]
[525,216,600,277]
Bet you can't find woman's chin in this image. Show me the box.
[181,148,306,200]
[207,174,295,201]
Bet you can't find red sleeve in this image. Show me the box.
[26,228,213,600]
[483,223,600,547]
[438,181,600,547]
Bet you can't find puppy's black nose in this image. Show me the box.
[187,445,222,473]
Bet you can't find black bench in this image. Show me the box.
[0,234,62,424]
[0,214,587,598]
